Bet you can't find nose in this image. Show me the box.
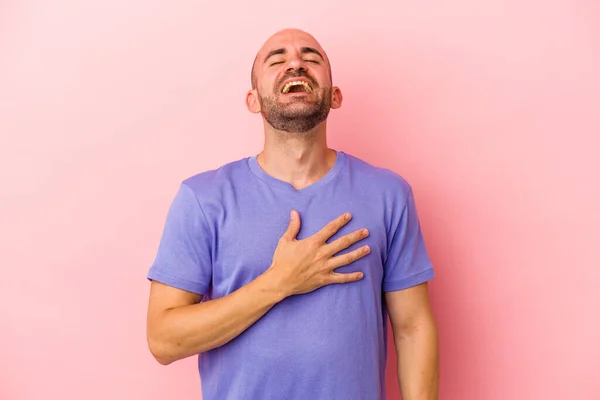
[286,53,307,73]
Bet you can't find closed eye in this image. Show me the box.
[270,60,318,67]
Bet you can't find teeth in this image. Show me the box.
[282,81,313,94]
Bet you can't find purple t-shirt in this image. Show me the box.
[147,150,434,399]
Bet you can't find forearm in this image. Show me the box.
[396,319,439,400]
[149,270,286,364]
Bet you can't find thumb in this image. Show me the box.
[282,210,301,240]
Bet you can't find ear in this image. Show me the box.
[330,86,343,109]
[246,89,261,113]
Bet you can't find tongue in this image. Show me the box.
[288,85,307,93]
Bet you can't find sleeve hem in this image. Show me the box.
[383,268,435,292]
[147,268,209,295]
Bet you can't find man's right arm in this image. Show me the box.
[146,269,285,365]
[146,210,370,365]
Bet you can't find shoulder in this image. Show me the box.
[179,157,249,196]
[343,151,413,200]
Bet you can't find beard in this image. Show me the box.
[257,83,332,134]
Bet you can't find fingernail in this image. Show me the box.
[290,210,295,220]
[364,246,370,253]
[345,213,351,220]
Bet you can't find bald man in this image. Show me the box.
[146,28,439,400]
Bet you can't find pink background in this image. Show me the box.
[1,1,599,399]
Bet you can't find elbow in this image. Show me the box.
[152,352,175,366]
[394,315,438,341]
[147,336,177,366]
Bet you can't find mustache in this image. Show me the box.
[276,71,318,90]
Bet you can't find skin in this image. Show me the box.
[146,28,439,400]
[246,29,341,190]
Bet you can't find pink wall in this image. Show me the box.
[1,1,599,399]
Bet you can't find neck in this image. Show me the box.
[257,121,337,190]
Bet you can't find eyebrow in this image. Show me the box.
[263,47,325,64]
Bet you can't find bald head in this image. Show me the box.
[250,28,332,89]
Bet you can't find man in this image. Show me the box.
[146,28,439,400]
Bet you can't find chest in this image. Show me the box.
[208,193,388,297]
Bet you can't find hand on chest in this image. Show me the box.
[211,202,386,293]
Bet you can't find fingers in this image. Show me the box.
[328,271,364,284]
[282,210,301,240]
[323,228,369,257]
[327,245,371,269]
[314,212,352,242]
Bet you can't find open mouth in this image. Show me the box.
[281,81,313,94]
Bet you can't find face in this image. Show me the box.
[247,29,342,133]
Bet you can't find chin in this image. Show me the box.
[280,98,317,108]
[282,108,320,119]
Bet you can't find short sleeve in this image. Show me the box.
[147,183,212,294]
[383,187,435,292]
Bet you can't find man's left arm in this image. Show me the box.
[384,282,439,400]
